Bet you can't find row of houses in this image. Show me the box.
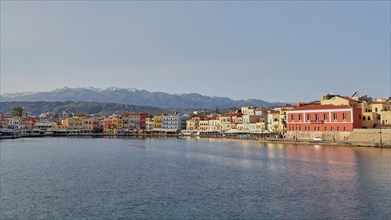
[0,107,283,135]
[286,94,391,135]
[1,94,390,136]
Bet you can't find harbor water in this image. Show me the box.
[1,137,390,219]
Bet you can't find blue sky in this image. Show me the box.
[1,1,390,102]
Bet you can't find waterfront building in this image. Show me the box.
[103,115,122,134]
[122,112,149,131]
[359,101,391,128]
[242,115,262,130]
[82,117,102,133]
[320,93,391,128]
[20,118,36,130]
[207,119,220,131]
[59,116,85,130]
[162,114,189,131]
[145,116,154,131]
[218,113,243,132]
[0,115,12,129]
[7,117,22,129]
[267,110,283,133]
[286,105,362,133]
[153,114,163,129]
[34,121,57,131]
[186,118,197,131]
[199,118,209,131]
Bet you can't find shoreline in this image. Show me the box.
[1,133,389,148]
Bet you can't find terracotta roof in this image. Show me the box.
[122,112,148,116]
[219,113,243,117]
[289,105,353,111]
[194,116,209,120]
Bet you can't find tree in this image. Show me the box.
[11,107,23,117]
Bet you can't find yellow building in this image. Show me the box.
[103,115,122,134]
[241,107,256,115]
[153,114,163,129]
[267,111,281,132]
[60,116,85,130]
[380,111,391,126]
[360,101,391,128]
[199,119,209,131]
[207,119,220,131]
[186,118,196,130]
[321,95,359,107]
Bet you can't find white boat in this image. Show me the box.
[313,137,325,141]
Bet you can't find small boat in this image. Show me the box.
[313,137,325,141]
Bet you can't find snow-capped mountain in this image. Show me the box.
[1,87,284,109]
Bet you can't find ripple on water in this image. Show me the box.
[0,137,390,219]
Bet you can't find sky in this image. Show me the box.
[1,1,390,102]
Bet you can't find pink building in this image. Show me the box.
[122,112,149,130]
[286,105,362,132]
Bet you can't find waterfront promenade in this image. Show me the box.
[1,132,389,148]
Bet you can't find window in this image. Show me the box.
[291,114,294,120]
[337,127,340,131]
[343,113,346,120]
[298,114,302,120]
[343,127,346,131]
[315,114,318,121]
[324,127,327,131]
[375,108,378,112]
[363,116,366,121]
[368,116,371,120]
[324,113,327,120]
[307,114,310,121]
[333,113,337,120]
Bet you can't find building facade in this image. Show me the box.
[162,115,189,131]
[286,105,362,133]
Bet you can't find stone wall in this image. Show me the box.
[286,128,390,144]
[349,129,390,144]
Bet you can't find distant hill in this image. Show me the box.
[1,87,285,109]
[0,101,164,116]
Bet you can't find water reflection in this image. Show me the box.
[1,137,390,219]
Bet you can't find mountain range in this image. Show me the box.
[0,101,164,116]
[1,87,284,109]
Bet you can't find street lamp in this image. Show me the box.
[380,128,383,148]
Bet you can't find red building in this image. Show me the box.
[286,105,362,132]
[122,112,149,130]
[20,118,36,129]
